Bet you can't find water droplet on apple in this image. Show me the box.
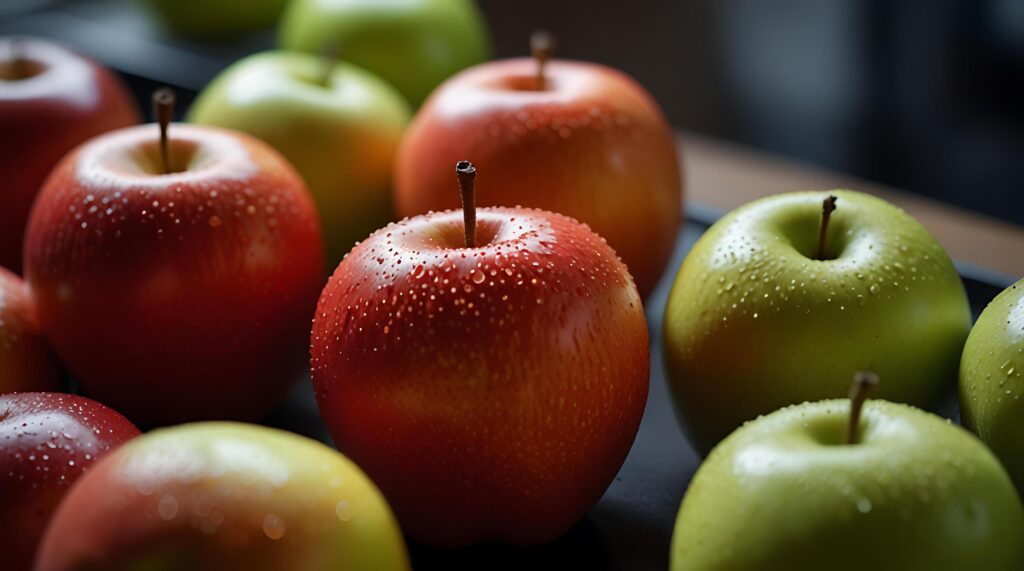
[335,500,352,522]
[262,513,286,539]
[856,498,872,513]
[158,494,179,521]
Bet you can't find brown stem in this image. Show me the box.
[456,161,477,247]
[846,371,879,444]
[320,41,341,87]
[9,37,27,79]
[814,194,838,260]
[530,31,556,90]
[152,88,176,175]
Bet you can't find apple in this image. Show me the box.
[960,278,1024,494]
[671,374,1024,570]
[393,35,682,298]
[663,190,972,455]
[36,422,410,570]
[0,392,139,570]
[188,50,412,265]
[143,0,288,40]
[310,161,650,546]
[278,0,491,107]
[22,92,325,426]
[0,37,139,272]
[0,267,61,394]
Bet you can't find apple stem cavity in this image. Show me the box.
[846,371,879,444]
[320,41,342,87]
[456,161,477,247]
[531,31,556,90]
[814,194,838,260]
[152,88,176,175]
[8,37,27,79]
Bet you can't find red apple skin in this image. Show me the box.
[394,58,682,299]
[23,124,325,426]
[0,267,61,394]
[311,207,650,546]
[0,38,139,272]
[0,392,139,570]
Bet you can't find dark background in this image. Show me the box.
[4,0,1023,225]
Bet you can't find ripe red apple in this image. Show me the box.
[0,267,61,393]
[0,392,139,570]
[23,95,325,426]
[0,37,139,272]
[312,161,650,546]
[394,35,682,298]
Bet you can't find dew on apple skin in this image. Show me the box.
[335,500,352,522]
[262,513,286,539]
[157,494,179,521]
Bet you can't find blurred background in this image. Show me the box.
[3,0,1022,224]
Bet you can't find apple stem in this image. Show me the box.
[320,41,341,87]
[531,31,556,90]
[814,194,838,260]
[9,37,27,79]
[846,371,879,444]
[456,161,477,248]
[152,88,176,175]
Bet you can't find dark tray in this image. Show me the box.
[3,4,1016,568]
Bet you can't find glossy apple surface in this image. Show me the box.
[279,0,490,106]
[0,267,61,394]
[36,422,409,571]
[671,399,1024,570]
[663,190,971,454]
[189,50,411,265]
[960,278,1024,493]
[144,0,287,40]
[0,392,139,570]
[23,124,325,426]
[394,58,682,298]
[311,206,649,546]
[0,37,139,272]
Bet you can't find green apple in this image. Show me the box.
[960,278,1024,493]
[664,190,972,455]
[278,0,491,106]
[144,0,288,40]
[672,393,1024,570]
[188,50,411,264]
[36,422,410,570]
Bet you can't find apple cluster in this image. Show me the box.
[1,2,1023,569]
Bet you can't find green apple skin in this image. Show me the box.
[672,399,1024,571]
[664,190,972,455]
[278,0,491,106]
[144,0,288,40]
[36,422,410,571]
[960,278,1024,493]
[188,51,411,265]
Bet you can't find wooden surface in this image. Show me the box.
[681,132,1024,281]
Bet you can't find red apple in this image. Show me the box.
[0,267,61,393]
[0,392,139,570]
[0,37,139,272]
[23,101,325,426]
[311,161,650,546]
[394,36,682,299]
[35,422,409,571]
